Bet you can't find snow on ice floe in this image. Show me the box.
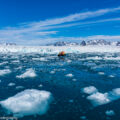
[82,86,98,94]
[108,75,115,78]
[83,86,120,107]
[112,88,120,95]
[0,61,8,66]
[105,110,115,116]
[32,57,48,61]
[16,86,24,90]
[16,68,36,79]
[65,73,74,77]
[0,69,11,76]
[8,83,16,87]
[98,72,105,75]
[0,89,53,117]
[87,92,110,106]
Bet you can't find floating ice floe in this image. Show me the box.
[84,87,120,107]
[8,83,16,87]
[105,110,115,116]
[16,86,24,90]
[16,68,36,79]
[50,71,55,74]
[108,75,115,78]
[87,92,110,106]
[38,84,43,88]
[0,62,8,66]
[82,86,98,94]
[32,57,48,61]
[11,60,19,63]
[65,73,74,77]
[80,116,87,120]
[0,69,11,76]
[0,89,53,117]
[98,72,105,75]
[112,88,120,95]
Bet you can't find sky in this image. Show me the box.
[0,0,120,45]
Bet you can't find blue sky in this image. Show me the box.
[0,0,120,45]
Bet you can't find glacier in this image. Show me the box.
[0,45,120,54]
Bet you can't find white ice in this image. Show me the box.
[0,89,53,117]
[32,57,48,61]
[105,110,115,116]
[16,86,24,90]
[82,86,98,94]
[85,87,120,106]
[0,62,8,66]
[0,45,120,54]
[16,68,36,79]
[98,72,105,75]
[65,73,74,77]
[112,88,120,95]
[87,92,110,106]
[0,69,11,76]
[8,83,16,87]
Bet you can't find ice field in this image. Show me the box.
[0,46,120,119]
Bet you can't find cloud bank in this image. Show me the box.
[0,6,120,45]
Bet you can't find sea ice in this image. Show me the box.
[86,87,120,106]
[87,92,110,106]
[0,89,53,117]
[16,86,24,90]
[82,86,98,94]
[105,110,115,116]
[65,73,74,77]
[0,45,120,54]
[50,70,55,74]
[112,88,120,95]
[0,62,8,66]
[0,69,11,76]
[98,72,105,75]
[16,68,36,79]
[108,75,115,78]
[8,83,16,87]
[32,57,47,61]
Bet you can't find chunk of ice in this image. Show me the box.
[82,86,98,94]
[65,73,74,77]
[105,110,115,116]
[0,89,53,117]
[8,83,15,87]
[16,68,36,79]
[112,88,120,95]
[16,86,24,90]
[87,92,110,106]
[98,72,105,75]
[0,69,11,76]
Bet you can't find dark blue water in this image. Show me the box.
[0,53,120,120]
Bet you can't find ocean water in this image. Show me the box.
[0,52,120,120]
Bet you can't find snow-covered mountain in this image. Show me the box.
[47,40,112,46]
[47,41,80,46]
[0,43,16,46]
[86,39,111,45]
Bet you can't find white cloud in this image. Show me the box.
[0,6,120,45]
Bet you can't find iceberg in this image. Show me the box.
[0,69,11,76]
[16,68,36,79]
[82,86,98,94]
[0,89,53,117]
[85,87,120,106]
